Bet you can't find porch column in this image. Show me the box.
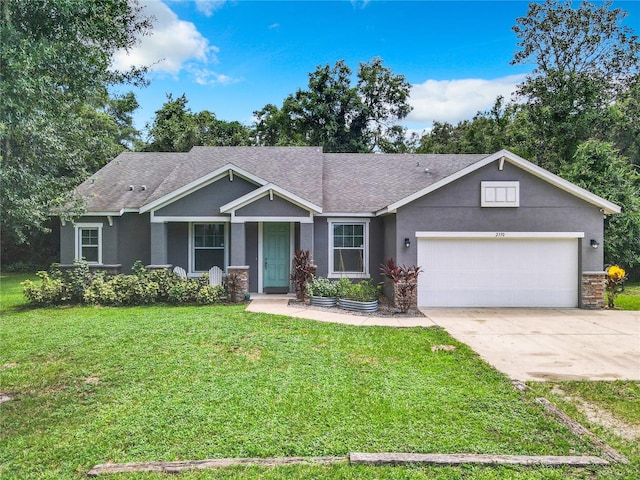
[230,222,246,266]
[150,222,168,265]
[299,222,314,257]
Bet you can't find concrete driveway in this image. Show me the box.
[420,308,640,381]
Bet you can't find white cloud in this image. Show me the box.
[350,0,371,9]
[112,1,215,74]
[188,65,243,86]
[194,0,226,16]
[407,74,526,126]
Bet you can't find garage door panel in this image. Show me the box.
[418,237,578,308]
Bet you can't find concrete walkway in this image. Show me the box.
[245,295,435,327]
[247,297,640,382]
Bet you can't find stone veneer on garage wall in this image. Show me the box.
[581,272,606,309]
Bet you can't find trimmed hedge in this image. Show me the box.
[22,260,226,307]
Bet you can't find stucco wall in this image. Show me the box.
[235,195,311,217]
[118,213,150,271]
[59,216,119,265]
[394,161,605,272]
[313,218,329,277]
[155,176,256,216]
[167,222,189,269]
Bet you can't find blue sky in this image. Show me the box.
[113,0,640,135]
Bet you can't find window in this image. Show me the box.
[74,223,103,264]
[192,223,226,272]
[329,220,369,277]
[481,181,520,207]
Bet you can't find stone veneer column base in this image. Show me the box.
[392,281,418,311]
[581,271,606,309]
[227,266,249,302]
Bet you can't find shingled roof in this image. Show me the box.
[75,147,488,214]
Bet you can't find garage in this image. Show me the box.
[417,232,581,308]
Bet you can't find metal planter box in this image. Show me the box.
[310,295,338,307]
[338,298,379,313]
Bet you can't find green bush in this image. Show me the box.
[109,275,159,305]
[63,260,93,303]
[83,276,117,305]
[338,278,380,302]
[307,277,338,297]
[197,284,226,304]
[148,269,180,302]
[22,271,64,306]
[22,262,223,307]
[168,279,201,304]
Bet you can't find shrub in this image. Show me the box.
[65,259,93,303]
[84,276,117,305]
[380,258,422,313]
[109,275,158,305]
[168,279,201,304]
[307,277,338,297]
[22,271,64,306]
[605,265,627,308]
[338,278,380,302]
[22,261,225,307]
[197,284,226,305]
[290,249,315,300]
[148,269,180,302]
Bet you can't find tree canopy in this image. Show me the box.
[144,94,252,152]
[1,0,151,252]
[511,0,640,169]
[254,58,412,153]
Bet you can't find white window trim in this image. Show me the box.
[74,223,103,264]
[481,181,520,207]
[188,222,229,275]
[327,218,370,279]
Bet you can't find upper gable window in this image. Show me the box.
[481,181,520,207]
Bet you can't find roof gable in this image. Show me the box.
[379,150,621,215]
[140,164,266,213]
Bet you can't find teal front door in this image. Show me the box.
[263,223,290,293]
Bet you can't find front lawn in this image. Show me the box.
[0,274,634,479]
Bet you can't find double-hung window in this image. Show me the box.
[329,220,369,277]
[75,223,103,264]
[192,223,226,272]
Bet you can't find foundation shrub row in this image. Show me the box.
[22,260,226,307]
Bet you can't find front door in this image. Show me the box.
[263,222,290,293]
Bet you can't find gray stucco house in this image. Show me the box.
[60,146,620,308]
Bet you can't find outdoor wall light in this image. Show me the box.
[404,238,411,248]
[590,239,600,249]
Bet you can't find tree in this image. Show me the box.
[558,140,640,277]
[144,94,253,152]
[144,94,197,152]
[254,58,412,153]
[511,0,640,170]
[1,0,151,252]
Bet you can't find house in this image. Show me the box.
[60,147,620,308]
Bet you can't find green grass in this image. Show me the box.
[614,281,640,310]
[0,273,636,479]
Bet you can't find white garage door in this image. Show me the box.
[417,234,579,307]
